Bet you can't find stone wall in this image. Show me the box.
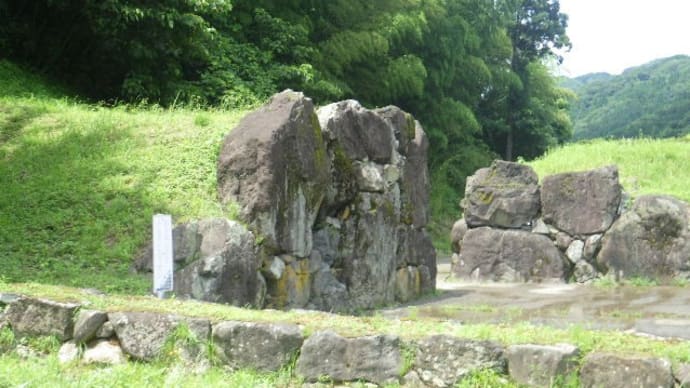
[451,160,690,283]
[135,90,436,312]
[2,295,687,388]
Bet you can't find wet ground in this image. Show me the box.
[381,257,690,340]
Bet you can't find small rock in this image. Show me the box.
[0,293,20,306]
[73,310,108,344]
[583,234,603,260]
[450,219,468,254]
[96,321,115,339]
[555,232,573,251]
[531,219,551,235]
[565,240,584,264]
[58,341,80,364]
[262,256,286,281]
[573,260,599,284]
[83,339,125,365]
[354,161,385,192]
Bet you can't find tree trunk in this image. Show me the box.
[505,129,513,161]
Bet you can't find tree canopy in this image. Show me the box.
[0,0,572,226]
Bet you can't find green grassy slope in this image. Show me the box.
[528,137,690,203]
[0,61,247,293]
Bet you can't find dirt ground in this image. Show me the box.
[381,257,690,340]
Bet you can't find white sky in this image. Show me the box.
[557,0,690,77]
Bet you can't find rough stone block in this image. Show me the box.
[580,353,674,388]
[212,321,303,372]
[541,165,621,236]
[5,297,79,341]
[506,344,579,387]
[296,331,402,385]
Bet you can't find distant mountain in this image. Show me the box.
[563,55,690,140]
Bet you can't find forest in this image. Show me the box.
[0,0,572,226]
[563,55,690,140]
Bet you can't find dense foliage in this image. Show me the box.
[1,0,572,230]
[564,55,690,140]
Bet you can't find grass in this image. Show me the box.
[0,60,248,293]
[528,136,690,203]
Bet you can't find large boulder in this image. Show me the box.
[541,166,622,236]
[462,160,540,229]
[5,297,79,341]
[453,227,568,282]
[296,331,403,385]
[597,195,690,281]
[173,219,265,307]
[211,91,436,312]
[217,90,330,257]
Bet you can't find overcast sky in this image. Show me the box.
[557,0,690,76]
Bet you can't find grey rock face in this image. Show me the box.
[318,100,394,164]
[339,193,399,309]
[296,331,402,385]
[413,335,505,388]
[174,219,263,307]
[5,297,79,341]
[463,160,540,229]
[400,120,431,228]
[212,321,303,372]
[541,165,622,235]
[506,344,579,387]
[109,312,210,361]
[580,353,674,388]
[454,227,568,282]
[309,266,349,312]
[73,310,108,344]
[218,90,330,257]
[597,195,690,281]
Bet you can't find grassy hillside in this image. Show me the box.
[0,61,248,293]
[564,55,690,140]
[528,137,690,203]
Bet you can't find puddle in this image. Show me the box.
[380,257,690,338]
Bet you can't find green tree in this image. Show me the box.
[490,0,571,160]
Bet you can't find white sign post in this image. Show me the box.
[153,214,174,298]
